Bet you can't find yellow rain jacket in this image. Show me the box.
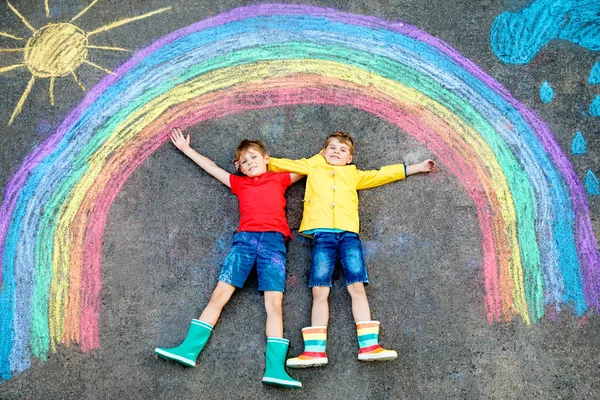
[269,154,406,235]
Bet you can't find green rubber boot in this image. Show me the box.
[154,319,213,367]
[262,337,302,389]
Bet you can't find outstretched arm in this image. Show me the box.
[268,154,321,175]
[289,173,305,184]
[232,159,305,184]
[406,159,436,176]
[170,128,231,188]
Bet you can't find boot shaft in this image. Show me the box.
[301,326,327,353]
[263,337,302,388]
[356,320,381,350]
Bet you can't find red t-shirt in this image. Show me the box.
[229,172,292,239]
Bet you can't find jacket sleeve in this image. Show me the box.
[269,154,322,174]
[356,164,407,190]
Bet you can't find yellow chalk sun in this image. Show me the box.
[0,0,170,125]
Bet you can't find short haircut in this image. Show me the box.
[325,131,355,155]
[236,139,267,160]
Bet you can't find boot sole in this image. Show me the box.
[286,358,328,368]
[262,377,302,388]
[154,348,196,367]
[358,354,398,362]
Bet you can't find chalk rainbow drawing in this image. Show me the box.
[1,4,599,380]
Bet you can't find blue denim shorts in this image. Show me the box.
[218,231,286,292]
[309,231,369,288]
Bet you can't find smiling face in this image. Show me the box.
[322,137,354,166]
[238,148,270,177]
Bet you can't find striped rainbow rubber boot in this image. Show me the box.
[286,326,328,368]
[356,321,397,362]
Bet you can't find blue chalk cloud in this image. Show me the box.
[491,0,600,64]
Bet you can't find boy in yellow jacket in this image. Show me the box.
[268,131,435,367]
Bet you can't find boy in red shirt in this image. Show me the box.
[154,128,302,389]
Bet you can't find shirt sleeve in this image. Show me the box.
[268,154,322,174]
[356,163,406,190]
[277,172,292,188]
[229,174,242,194]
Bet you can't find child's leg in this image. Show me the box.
[346,282,371,322]
[154,281,235,367]
[198,281,236,326]
[287,229,338,369]
[311,286,331,326]
[263,291,284,337]
[261,293,301,388]
[285,289,330,369]
[338,232,397,362]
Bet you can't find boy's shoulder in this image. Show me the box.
[233,171,290,184]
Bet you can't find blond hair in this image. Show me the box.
[236,139,267,160]
[325,131,355,155]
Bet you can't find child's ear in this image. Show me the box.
[264,154,270,163]
[347,154,353,164]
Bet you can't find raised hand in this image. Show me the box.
[170,127,191,152]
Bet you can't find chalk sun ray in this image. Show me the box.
[49,77,54,105]
[83,60,113,75]
[71,71,85,91]
[8,75,35,125]
[0,31,23,40]
[86,7,171,36]
[0,64,26,73]
[44,0,50,18]
[87,45,130,52]
[0,48,24,53]
[70,0,99,23]
[6,1,37,34]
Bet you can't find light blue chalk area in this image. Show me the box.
[540,81,554,103]
[490,0,600,64]
[590,95,600,117]
[589,61,600,85]
[572,131,586,155]
[586,170,600,195]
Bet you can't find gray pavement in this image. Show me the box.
[1,0,600,398]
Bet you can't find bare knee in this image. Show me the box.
[264,292,283,316]
[312,286,330,303]
[347,282,366,299]
[208,283,235,308]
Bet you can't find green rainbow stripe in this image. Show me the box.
[0,4,598,381]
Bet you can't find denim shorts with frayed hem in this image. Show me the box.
[309,231,369,288]
[218,231,286,292]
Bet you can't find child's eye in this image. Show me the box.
[241,160,247,164]
[252,155,257,159]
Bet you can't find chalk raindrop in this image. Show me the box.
[540,81,554,104]
[571,131,586,155]
[586,170,600,195]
